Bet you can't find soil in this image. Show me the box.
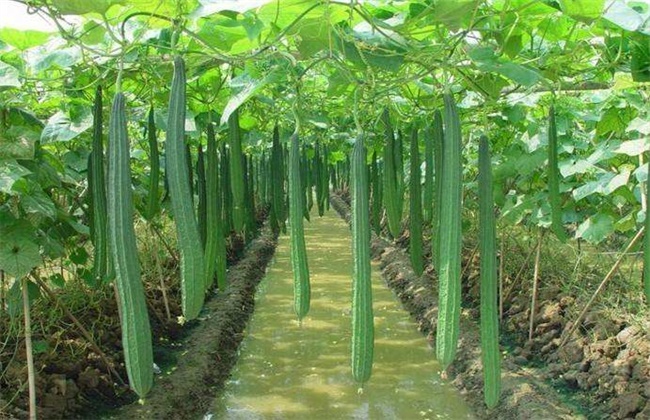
[0,212,277,420]
[330,193,588,419]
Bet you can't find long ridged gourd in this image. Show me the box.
[395,129,405,222]
[185,144,194,202]
[90,85,109,283]
[432,110,444,270]
[205,123,227,291]
[303,147,313,215]
[321,144,329,213]
[145,105,160,221]
[166,56,205,320]
[371,151,382,235]
[435,92,463,370]
[107,92,153,398]
[271,125,286,234]
[301,147,311,221]
[381,109,402,238]
[288,130,310,320]
[423,124,434,225]
[220,142,233,233]
[548,105,567,242]
[409,127,423,276]
[645,151,650,305]
[245,155,257,237]
[478,135,501,408]
[351,131,374,384]
[228,109,245,234]
[314,142,325,217]
[197,144,207,248]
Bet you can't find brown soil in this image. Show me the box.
[0,213,276,420]
[330,193,586,419]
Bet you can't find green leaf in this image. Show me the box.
[0,131,35,159]
[431,0,479,28]
[195,17,249,52]
[21,189,58,219]
[0,160,31,193]
[575,213,614,243]
[596,106,635,136]
[40,110,93,143]
[32,340,49,354]
[0,236,40,279]
[614,138,650,156]
[558,0,605,21]
[220,70,282,125]
[627,117,650,134]
[469,47,542,86]
[604,0,644,32]
[559,158,595,177]
[572,170,631,201]
[31,48,81,72]
[0,61,21,88]
[50,0,119,15]
[0,28,50,50]
[81,21,107,45]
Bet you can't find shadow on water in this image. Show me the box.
[211,210,473,419]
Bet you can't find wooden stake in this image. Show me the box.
[21,277,37,420]
[528,232,544,342]
[460,243,479,280]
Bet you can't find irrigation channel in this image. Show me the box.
[209,209,473,419]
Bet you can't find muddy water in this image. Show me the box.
[211,210,473,419]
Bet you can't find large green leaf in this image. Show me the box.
[0,213,40,278]
[0,28,50,50]
[0,237,40,279]
[220,69,283,125]
[431,0,479,28]
[0,132,35,159]
[572,170,631,201]
[195,17,249,52]
[614,138,650,156]
[558,0,605,21]
[0,61,21,88]
[575,213,614,243]
[0,160,31,193]
[603,0,645,32]
[40,109,93,143]
[50,0,120,15]
[469,47,542,87]
[626,117,650,134]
